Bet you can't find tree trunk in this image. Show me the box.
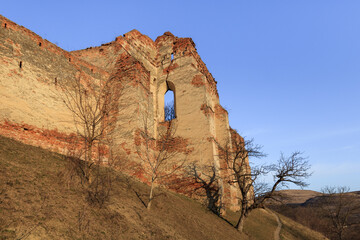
[86,143,93,184]
[337,230,343,240]
[147,180,155,210]
[236,213,245,232]
[236,205,250,232]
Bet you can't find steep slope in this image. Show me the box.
[0,136,326,240]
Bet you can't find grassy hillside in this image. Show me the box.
[0,136,326,239]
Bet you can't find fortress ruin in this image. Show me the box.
[0,15,247,210]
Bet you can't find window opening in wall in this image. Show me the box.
[19,61,22,69]
[4,23,7,28]
[69,58,71,62]
[39,42,42,47]
[171,53,174,61]
[164,89,175,121]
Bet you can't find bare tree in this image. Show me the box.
[135,118,189,209]
[58,76,121,206]
[255,151,312,206]
[217,136,266,231]
[217,130,312,232]
[320,186,360,240]
[187,163,222,215]
[164,100,175,121]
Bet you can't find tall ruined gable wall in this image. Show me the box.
[153,33,240,208]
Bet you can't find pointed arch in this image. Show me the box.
[158,80,177,121]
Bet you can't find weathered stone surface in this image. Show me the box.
[0,14,247,210]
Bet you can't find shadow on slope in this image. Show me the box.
[0,136,327,240]
[0,136,245,240]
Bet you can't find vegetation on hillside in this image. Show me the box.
[193,131,312,232]
[268,189,360,240]
[0,136,327,239]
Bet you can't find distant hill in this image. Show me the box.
[303,191,360,206]
[266,189,322,205]
[267,189,360,240]
[0,136,326,239]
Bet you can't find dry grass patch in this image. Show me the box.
[0,136,246,240]
[0,136,328,240]
[278,213,328,240]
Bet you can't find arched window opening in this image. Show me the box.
[171,53,174,61]
[4,23,7,28]
[164,89,175,121]
[19,61,22,69]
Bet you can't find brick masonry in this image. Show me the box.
[0,14,248,211]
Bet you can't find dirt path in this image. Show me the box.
[268,209,282,240]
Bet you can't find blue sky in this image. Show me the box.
[2,1,359,191]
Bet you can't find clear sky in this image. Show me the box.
[2,1,359,191]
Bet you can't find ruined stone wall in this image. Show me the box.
[72,30,157,181]
[153,32,240,208]
[0,15,110,154]
[0,14,245,210]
